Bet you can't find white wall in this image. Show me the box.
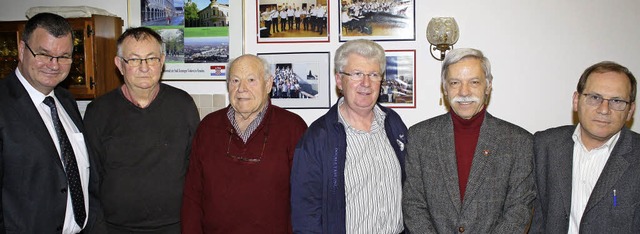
[3,0,640,134]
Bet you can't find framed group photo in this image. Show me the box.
[258,52,331,109]
[338,0,415,42]
[256,0,330,43]
[379,50,416,108]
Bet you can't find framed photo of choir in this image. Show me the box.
[338,0,415,42]
[258,52,332,109]
[379,50,416,108]
[256,0,331,43]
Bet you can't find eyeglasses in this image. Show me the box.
[119,57,161,67]
[340,71,383,82]
[582,93,630,111]
[24,43,73,65]
[226,129,268,164]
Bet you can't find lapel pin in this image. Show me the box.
[483,149,490,156]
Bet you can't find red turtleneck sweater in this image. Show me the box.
[451,107,486,201]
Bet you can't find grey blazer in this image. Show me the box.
[531,126,640,233]
[403,112,535,234]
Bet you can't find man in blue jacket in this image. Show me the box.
[291,39,407,234]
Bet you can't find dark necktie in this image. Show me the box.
[43,96,86,227]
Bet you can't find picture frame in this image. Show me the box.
[379,50,416,108]
[256,0,330,43]
[127,0,241,81]
[258,52,331,109]
[338,0,415,42]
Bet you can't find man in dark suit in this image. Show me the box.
[403,48,535,233]
[0,13,98,233]
[532,61,640,233]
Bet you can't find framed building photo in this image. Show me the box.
[128,0,237,80]
[258,52,331,109]
[256,0,330,43]
[379,50,415,108]
[339,0,415,42]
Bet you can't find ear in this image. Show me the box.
[335,73,344,92]
[17,40,25,63]
[114,56,125,75]
[485,79,493,95]
[572,91,580,112]
[265,75,274,92]
[627,102,636,121]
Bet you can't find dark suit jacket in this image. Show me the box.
[532,126,640,233]
[0,72,99,233]
[403,112,535,234]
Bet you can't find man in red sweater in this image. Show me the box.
[181,54,307,233]
[403,48,535,233]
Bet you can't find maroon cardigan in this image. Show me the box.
[181,104,307,233]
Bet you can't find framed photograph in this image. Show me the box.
[338,0,415,42]
[258,52,331,109]
[379,50,416,108]
[128,0,236,81]
[256,0,330,43]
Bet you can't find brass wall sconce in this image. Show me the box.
[426,17,459,61]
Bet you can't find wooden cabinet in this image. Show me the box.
[0,15,123,100]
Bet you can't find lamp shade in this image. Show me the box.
[426,17,459,45]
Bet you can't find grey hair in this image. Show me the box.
[226,54,272,82]
[334,39,386,76]
[441,48,493,87]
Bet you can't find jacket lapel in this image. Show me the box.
[438,115,462,212]
[7,74,65,170]
[583,129,632,214]
[461,113,495,209]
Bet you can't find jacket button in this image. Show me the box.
[56,225,63,231]
[61,188,67,193]
[458,226,465,232]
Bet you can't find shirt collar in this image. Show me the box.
[336,97,387,133]
[572,123,621,153]
[15,69,52,105]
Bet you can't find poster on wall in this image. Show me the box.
[258,52,331,109]
[338,0,415,42]
[133,0,230,80]
[379,50,416,108]
[256,0,330,43]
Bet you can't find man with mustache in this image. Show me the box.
[403,48,535,233]
[531,61,640,233]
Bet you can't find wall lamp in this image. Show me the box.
[426,17,459,61]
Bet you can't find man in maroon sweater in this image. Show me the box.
[403,48,535,233]
[181,54,307,233]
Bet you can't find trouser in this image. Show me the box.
[272,18,279,33]
[281,18,287,31]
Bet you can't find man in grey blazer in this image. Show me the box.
[532,61,640,233]
[403,48,535,233]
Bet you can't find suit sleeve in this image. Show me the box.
[290,130,323,234]
[530,131,546,233]
[402,129,437,233]
[491,133,535,233]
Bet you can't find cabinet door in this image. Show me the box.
[63,18,96,99]
[0,21,23,79]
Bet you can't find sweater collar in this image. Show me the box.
[450,106,486,130]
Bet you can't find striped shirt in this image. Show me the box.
[227,104,268,143]
[568,124,620,234]
[338,100,403,234]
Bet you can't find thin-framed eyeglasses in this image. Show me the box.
[582,93,630,111]
[226,129,268,164]
[340,71,383,82]
[119,57,161,67]
[24,43,73,65]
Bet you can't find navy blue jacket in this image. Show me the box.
[290,102,407,234]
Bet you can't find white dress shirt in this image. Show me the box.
[568,124,619,234]
[16,70,90,234]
